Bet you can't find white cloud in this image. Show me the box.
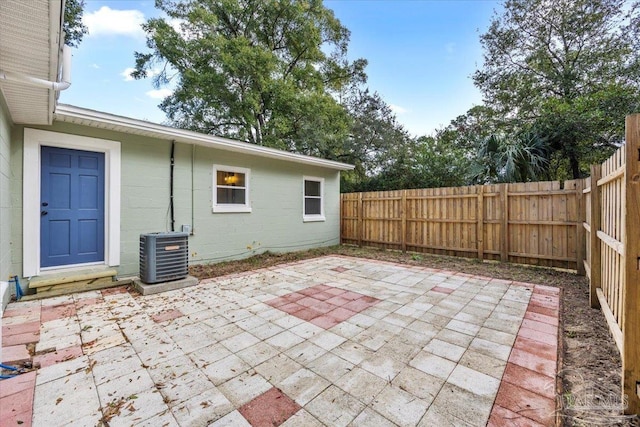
[122,67,161,82]
[90,63,100,69]
[120,67,136,81]
[146,88,173,99]
[389,104,409,115]
[83,6,146,38]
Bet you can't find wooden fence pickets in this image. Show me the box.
[584,114,640,415]
[341,181,583,270]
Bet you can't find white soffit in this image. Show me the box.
[0,0,61,125]
[54,104,355,171]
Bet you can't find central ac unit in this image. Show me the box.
[140,232,189,284]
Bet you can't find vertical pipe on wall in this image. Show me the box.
[191,144,195,235]
[170,140,176,232]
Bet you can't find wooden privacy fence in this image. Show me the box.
[341,180,585,271]
[583,114,640,414]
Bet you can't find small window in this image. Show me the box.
[213,165,251,213]
[303,176,325,222]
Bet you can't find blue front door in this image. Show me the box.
[40,146,105,268]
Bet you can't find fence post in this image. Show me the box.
[500,184,509,262]
[357,192,363,247]
[477,185,484,260]
[623,113,640,415]
[576,179,586,275]
[589,165,602,309]
[401,190,407,253]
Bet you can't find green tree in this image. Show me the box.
[474,0,640,179]
[63,0,87,47]
[339,89,413,191]
[133,0,366,152]
[470,131,549,183]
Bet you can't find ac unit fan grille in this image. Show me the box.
[140,232,189,284]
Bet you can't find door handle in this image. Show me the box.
[41,211,48,216]
[41,202,48,207]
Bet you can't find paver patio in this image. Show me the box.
[1,255,560,426]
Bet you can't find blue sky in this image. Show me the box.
[60,0,500,137]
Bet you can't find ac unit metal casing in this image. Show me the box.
[139,232,189,284]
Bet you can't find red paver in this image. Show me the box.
[279,302,303,314]
[0,373,35,424]
[513,336,557,361]
[2,331,40,347]
[509,348,556,378]
[293,307,324,321]
[310,315,340,329]
[297,288,318,297]
[529,295,559,309]
[313,291,335,301]
[340,291,362,301]
[266,285,379,329]
[2,306,40,319]
[342,298,372,312]
[41,303,76,322]
[527,304,558,318]
[331,266,349,273]
[327,307,357,322]
[0,371,36,399]
[360,295,379,305]
[297,297,321,307]
[524,311,558,327]
[1,411,32,427]
[2,321,40,337]
[309,301,336,312]
[282,292,305,303]
[325,295,351,306]
[431,286,454,294]
[238,387,301,427]
[533,285,560,296]
[517,328,558,348]
[489,284,560,426]
[151,309,184,323]
[33,346,83,368]
[501,363,556,400]
[494,382,556,425]
[487,404,546,427]
[324,287,347,296]
[520,319,558,336]
[1,345,31,365]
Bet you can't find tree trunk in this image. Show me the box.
[569,151,580,179]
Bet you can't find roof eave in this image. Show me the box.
[53,104,355,171]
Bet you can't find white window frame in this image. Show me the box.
[212,165,252,213]
[303,176,325,222]
[23,128,121,277]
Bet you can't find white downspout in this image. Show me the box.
[0,45,71,91]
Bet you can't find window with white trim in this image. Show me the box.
[213,165,251,213]
[303,176,325,221]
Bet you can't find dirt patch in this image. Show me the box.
[190,245,639,425]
